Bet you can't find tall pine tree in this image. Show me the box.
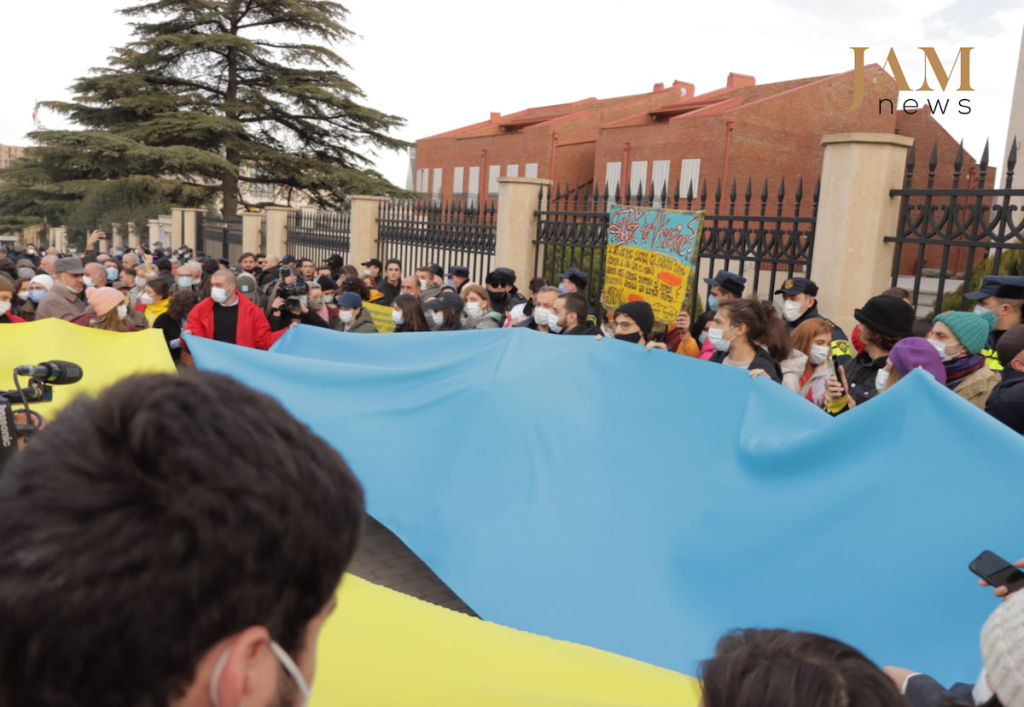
[1,0,407,223]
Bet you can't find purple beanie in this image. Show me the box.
[888,337,947,386]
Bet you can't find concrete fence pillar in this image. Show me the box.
[349,196,388,268]
[49,226,66,252]
[241,212,264,255]
[812,133,914,335]
[495,177,552,282]
[146,219,160,247]
[171,208,203,250]
[264,207,296,257]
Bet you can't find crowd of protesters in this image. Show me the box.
[1,233,1022,435]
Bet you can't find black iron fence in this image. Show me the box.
[887,140,1024,313]
[377,198,497,285]
[199,214,243,263]
[286,210,350,264]
[534,177,819,314]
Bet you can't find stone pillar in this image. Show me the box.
[495,177,551,282]
[241,211,264,255]
[146,219,160,247]
[172,208,203,250]
[813,133,915,334]
[264,206,296,257]
[348,196,388,268]
[49,226,66,252]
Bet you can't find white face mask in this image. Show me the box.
[782,299,804,323]
[323,294,334,304]
[177,276,192,288]
[363,269,372,276]
[708,326,735,352]
[139,294,154,306]
[430,310,445,326]
[83,276,95,288]
[418,278,429,289]
[549,314,564,334]
[135,277,147,288]
[928,337,958,362]
[211,287,229,304]
[339,310,354,324]
[117,304,128,320]
[210,640,311,707]
[464,301,482,318]
[392,309,405,325]
[534,307,552,328]
[809,344,830,365]
[974,304,1000,320]
[875,368,890,393]
[17,291,29,301]
[0,300,10,316]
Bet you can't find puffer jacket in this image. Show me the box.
[986,369,1024,435]
[780,349,809,393]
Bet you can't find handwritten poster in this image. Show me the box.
[604,205,704,324]
[364,302,397,333]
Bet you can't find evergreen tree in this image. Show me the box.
[0,0,407,225]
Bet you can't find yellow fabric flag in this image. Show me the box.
[0,319,176,419]
[314,575,701,707]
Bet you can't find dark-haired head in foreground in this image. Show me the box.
[0,371,365,707]
[701,629,907,707]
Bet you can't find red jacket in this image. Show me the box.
[184,294,285,351]
[1,312,25,323]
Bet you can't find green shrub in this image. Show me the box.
[933,249,1023,316]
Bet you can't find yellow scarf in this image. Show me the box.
[144,297,169,326]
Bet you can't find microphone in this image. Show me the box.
[15,361,84,386]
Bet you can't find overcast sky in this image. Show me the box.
[2,0,1022,188]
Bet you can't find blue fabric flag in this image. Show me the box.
[187,326,1024,683]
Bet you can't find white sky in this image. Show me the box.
[2,0,1022,187]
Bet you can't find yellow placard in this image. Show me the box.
[363,302,396,333]
[604,205,704,324]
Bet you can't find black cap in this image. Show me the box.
[316,275,337,291]
[614,300,655,338]
[996,323,1024,367]
[486,267,517,286]
[775,277,819,297]
[446,265,469,279]
[217,258,230,266]
[704,269,746,297]
[557,267,589,289]
[429,263,444,277]
[281,255,297,265]
[423,291,464,313]
[324,254,344,268]
[361,258,383,270]
[964,275,1024,301]
[854,295,915,339]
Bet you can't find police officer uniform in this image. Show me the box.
[964,275,1024,373]
[775,277,854,362]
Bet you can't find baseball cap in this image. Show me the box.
[964,275,1024,301]
[54,257,86,275]
[704,269,747,297]
[775,277,819,297]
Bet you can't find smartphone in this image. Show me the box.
[969,550,1024,593]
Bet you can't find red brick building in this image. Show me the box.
[415,67,981,273]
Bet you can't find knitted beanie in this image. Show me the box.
[887,337,947,385]
[87,287,125,317]
[933,310,997,355]
[981,589,1024,707]
[615,300,655,338]
[30,274,54,291]
[0,277,13,293]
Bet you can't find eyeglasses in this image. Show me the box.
[613,321,637,331]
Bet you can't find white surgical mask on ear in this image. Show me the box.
[339,310,354,324]
[139,294,154,306]
[210,641,311,707]
[809,344,830,365]
[83,276,95,288]
[974,304,999,319]
[929,337,956,362]
[0,301,10,316]
[708,326,735,353]
[211,287,229,304]
[464,301,482,318]
[430,310,445,326]
[534,308,551,328]
[782,299,803,322]
[875,368,890,393]
[117,304,128,320]
[392,309,405,325]
[418,278,429,289]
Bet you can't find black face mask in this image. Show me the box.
[615,332,643,344]
[488,290,509,309]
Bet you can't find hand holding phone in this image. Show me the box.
[969,551,1024,596]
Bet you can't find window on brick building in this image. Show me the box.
[432,168,443,206]
[468,166,480,208]
[680,159,701,201]
[652,160,671,207]
[416,168,429,195]
[629,161,648,198]
[605,162,622,198]
[525,163,538,178]
[488,165,501,197]
[453,167,465,199]
[507,165,519,178]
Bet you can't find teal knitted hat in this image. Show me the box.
[933,309,997,355]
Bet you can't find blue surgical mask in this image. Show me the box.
[558,282,568,294]
[106,268,119,281]
[29,289,46,304]
[707,295,719,311]
[698,332,708,347]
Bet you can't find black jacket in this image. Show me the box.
[269,308,330,332]
[562,323,600,336]
[904,674,991,707]
[840,350,888,409]
[986,369,1024,435]
[378,280,401,307]
[710,347,783,383]
[788,305,854,361]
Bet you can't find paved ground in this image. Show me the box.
[348,516,475,616]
